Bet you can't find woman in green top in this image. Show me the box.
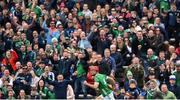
[37,80,49,99]
[84,66,116,100]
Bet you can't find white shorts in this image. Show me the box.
[99,92,115,100]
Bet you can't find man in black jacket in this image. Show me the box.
[13,66,32,95]
[132,30,149,58]
[96,29,111,55]
[168,75,180,99]
[96,54,111,76]
[110,44,124,69]
[58,50,73,80]
[102,48,116,77]
[45,74,71,99]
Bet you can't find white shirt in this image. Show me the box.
[31,76,40,86]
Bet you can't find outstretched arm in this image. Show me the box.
[106,76,116,91]
[84,81,99,89]
[67,84,75,99]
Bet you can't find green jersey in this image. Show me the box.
[35,68,44,77]
[159,0,169,12]
[173,71,180,87]
[95,73,112,97]
[28,3,42,17]
[77,61,86,77]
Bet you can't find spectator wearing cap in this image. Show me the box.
[126,79,140,99]
[124,70,133,91]
[108,8,118,20]
[56,21,63,32]
[42,17,60,44]
[168,75,180,99]
[78,12,86,31]
[172,60,180,87]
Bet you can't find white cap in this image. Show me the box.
[56,21,62,27]
[135,26,142,32]
[169,75,176,80]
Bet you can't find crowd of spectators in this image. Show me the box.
[0,0,180,99]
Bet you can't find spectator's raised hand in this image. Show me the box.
[72,71,77,76]
[44,15,48,21]
[138,45,142,50]
[33,14,37,19]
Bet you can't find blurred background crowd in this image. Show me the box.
[0,0,180,99]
